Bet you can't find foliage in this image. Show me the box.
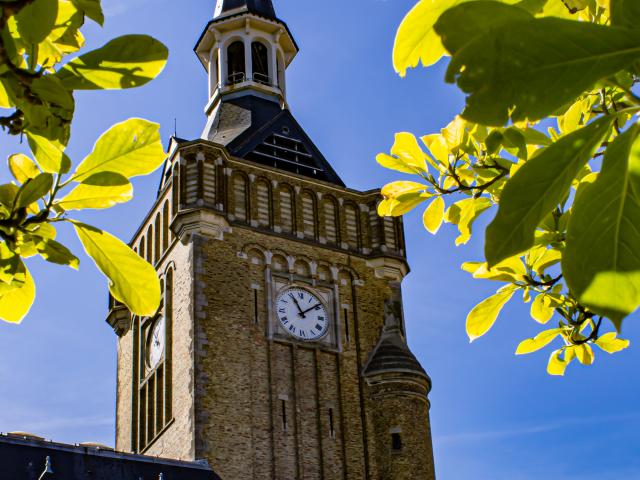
[379,0,640,375]
[0,0,168,324]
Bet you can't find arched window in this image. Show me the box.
[227,41,245,85]
[251,41,269,85]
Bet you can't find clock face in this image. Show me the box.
[276,288,329,341]
[146,316,165,370]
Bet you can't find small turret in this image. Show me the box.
[363,283,436,479]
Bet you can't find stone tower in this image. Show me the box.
[107,1,436,479]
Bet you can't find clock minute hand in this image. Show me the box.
[289,293,306,318]
[300,303,322,315]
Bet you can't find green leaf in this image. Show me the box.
[71,118,165,182]
[443,9,640,125]
[15,173,53,209]
[15,0,58,45]
[56,35,168,90]
[36,239,79,269]
[71,0,104,25]
[486,117,613,266]
[27,132,71,174]
[0,265,35,324]
[611,0,640,29]
[392,0,521,76]
[8,154,40,184]
[57,173,133,211]
[463,255,526,283]
[423,197,445,234]
[466,287,515,342]
[72,221,160,316]
[563,124,640,329]
[516,328,563,355]
[435,1,532,56]
[0,243,26,295]
[595,332,631,354]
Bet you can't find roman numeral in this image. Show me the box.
[300,330,307,338]
[278,308,286,313]
[289,325,296,333]
[315,324,323,331]
[298,292,304,300]
[318,316,325,322]
[281,317,288,325]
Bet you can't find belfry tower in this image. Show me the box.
[107,1,436,479]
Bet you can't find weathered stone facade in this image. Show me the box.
[109,142,436,479]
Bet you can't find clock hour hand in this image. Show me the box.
[289,293,306,318]
[300,303,322,315]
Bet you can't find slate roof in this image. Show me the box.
[0,433,220,480]
[206,95,345,186]
[214,0,277,20]
[363,333,428,379]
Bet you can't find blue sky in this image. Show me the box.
[1,1,639,478]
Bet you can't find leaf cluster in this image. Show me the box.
[380,0,640,375]
[0,0,168,324]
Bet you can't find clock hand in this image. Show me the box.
[300,303,322,315]
[289,293,306,318]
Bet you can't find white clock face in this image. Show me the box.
[276,288,329,341]
[147,316,165,370]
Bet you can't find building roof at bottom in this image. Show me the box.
[0,433,220,480]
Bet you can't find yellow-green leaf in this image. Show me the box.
[27,132,71,174]
[15,0,58,45]
[57,173,133,211]
[8,154,40,184]
[466,287,515,342]
[377,132,429,174]
[72,221,160,316]
[595,332,631,354]
[72,118,165,182]
[446,197,493,245]
[575,343,594,365]
[392,0,519,76]
[15,173,53,209]
[516,328,563,355]
[530,294,556,324]
[56,35,168,90]
[423,197,445,234]
[0,265,35,324]
[462,255,526,283]
[37,239,79,269]
[547,348,570,376]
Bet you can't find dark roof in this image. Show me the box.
[215,0,276,20]
[207,95,345,186]
[0,433,220,480]
[363,334,428,379]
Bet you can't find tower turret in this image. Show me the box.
[363,283,436,479]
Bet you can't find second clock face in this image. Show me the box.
[147,316,165,371]
[276,288,329,341]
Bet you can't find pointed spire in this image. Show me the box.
[214,0,277,20]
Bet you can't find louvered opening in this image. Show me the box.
[369,209,381,249]
[302,194,316,239]
[384,217,397,251]
[279,189,294,233]
[246,133,325,179]
[233,176,248,222]
[256,182,270,227]
[324,200,337,244]
[345,206,359,249]
[203,161,216,205]
[185,161,198,205]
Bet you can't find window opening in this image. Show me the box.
[227,41,245,85]
[251,42,270,85]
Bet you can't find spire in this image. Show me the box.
[214,0,277,20]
